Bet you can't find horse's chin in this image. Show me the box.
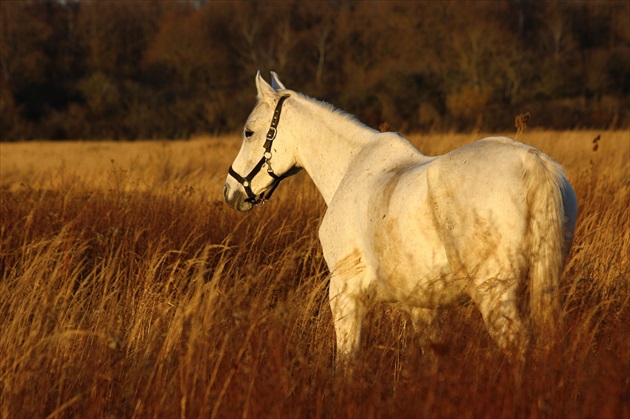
[224,194,254,212]
[231,200,254,212]
[223,184,254,212]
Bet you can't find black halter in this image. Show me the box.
[228,95,295,206]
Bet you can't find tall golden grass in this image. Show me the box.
[1,131,628,418]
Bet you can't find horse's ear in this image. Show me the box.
[270,71,286,90]
[256,71,277,101]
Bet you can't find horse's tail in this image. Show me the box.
[523,148,568,345]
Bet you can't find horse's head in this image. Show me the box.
[223,71,301,211]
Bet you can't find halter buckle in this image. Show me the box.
[266,126,277,141]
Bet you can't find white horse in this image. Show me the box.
[224,72,578,361]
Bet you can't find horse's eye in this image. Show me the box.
[245,129,254,138]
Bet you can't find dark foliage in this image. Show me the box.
[1,0,628,140]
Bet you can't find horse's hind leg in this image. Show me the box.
[409,307,440,356]
[470,277,529,360]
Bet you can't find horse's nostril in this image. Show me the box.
[223,183,230,200]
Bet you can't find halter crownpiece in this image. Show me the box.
[228,95,293,206]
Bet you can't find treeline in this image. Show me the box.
[1,1,628,140]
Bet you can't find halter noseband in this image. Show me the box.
[228,95,294,206]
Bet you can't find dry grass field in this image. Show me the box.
[1,130,628,418]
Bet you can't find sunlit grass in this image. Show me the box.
[1,130,628,418]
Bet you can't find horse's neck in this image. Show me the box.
[287,96,379,205]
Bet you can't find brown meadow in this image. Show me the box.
[1,130,628,418]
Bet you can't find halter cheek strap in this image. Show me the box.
[228,95,294,205]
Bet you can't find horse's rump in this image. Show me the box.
[426,138,533,276]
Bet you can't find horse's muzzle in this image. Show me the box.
[223,183,253,212]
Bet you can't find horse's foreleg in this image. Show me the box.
[329,274,366,363]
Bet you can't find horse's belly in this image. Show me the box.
[374,254,468,308]
[370,212,467,307]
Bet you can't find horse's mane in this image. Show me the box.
[287,90,375,135]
